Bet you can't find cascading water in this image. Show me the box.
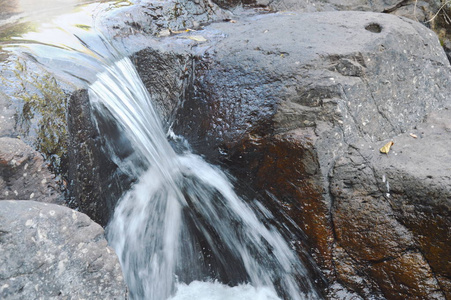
[1,2,322,298]
[89,57,321,300]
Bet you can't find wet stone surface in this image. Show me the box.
[154,10,451,299]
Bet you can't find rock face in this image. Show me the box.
[0,200,127,299]
[160,10,451,299]
[0,137,62,204]
[67,89,133,227]
[330,109,451,299]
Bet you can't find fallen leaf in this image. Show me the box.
[380,141,394,154]
[186,35,207,42]
[409,133,418,138]
[170,28,195,34]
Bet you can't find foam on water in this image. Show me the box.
[170,281,282,300]
[1,4,322,297]
[90,57,320,300]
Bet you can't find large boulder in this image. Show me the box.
[0,200,127,299]
[161,10,451,298]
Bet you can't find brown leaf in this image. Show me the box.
[380,141,394,154]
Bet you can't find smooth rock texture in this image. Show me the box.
[0,137,62,204]
[267,0,443,20]
[0,200,127,299]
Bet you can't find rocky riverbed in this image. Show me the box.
[0,0,450,299]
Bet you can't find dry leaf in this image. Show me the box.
[186,35,207,42]
[380,141,394,154]
[171,29,195,34]
[409,133,418,138]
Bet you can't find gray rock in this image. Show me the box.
[98,0,232,45]
[0,137,62,204]
[2,1,450,298]
[263,0,451,64]
[252,0,443,25]
[156,10,451,299]
[175,11,451,157]
[0,200,127,299]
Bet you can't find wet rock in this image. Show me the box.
[0,0,232,226]
[132,48,194,126]
[368,252,443,300]
[330,108,451,299]
[167,10,451,298]
[65,49,193,226]
[0,200,127,299]
[67,89,132,226]
[0,137,62,204]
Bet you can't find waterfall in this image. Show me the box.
[1,2,321,297]
[89,58,321,300]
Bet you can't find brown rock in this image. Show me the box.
[253,129,334,270]
[369,252,443,300]
[164,10,451,298]
[332,245,383,298]
[331,152,415,262]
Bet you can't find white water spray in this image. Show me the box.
[1,1,320,299]
[89,57,320,300]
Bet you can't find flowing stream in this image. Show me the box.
[92,57,320,300]
[1,2,322,299]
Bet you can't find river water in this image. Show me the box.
[0,1,321,299]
